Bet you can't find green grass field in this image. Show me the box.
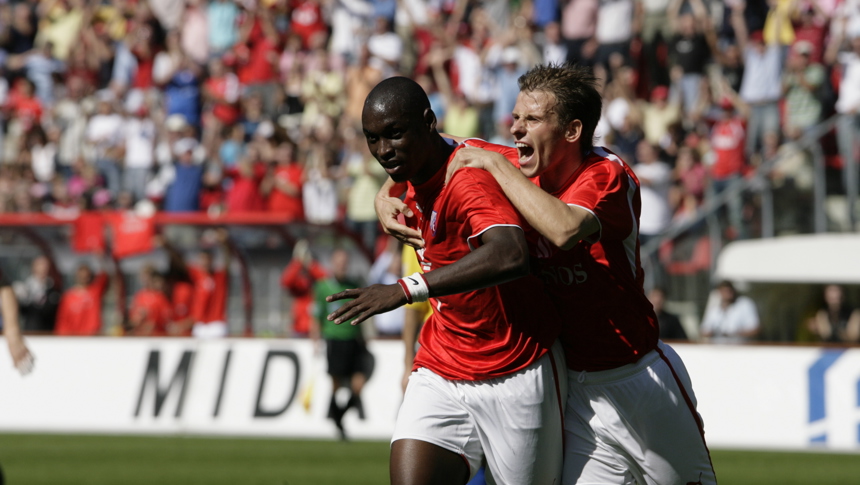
[0,434,858,484]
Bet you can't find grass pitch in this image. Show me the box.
[0,434,859,484]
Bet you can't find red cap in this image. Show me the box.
[651,86,669,101]
[749,30,764,43]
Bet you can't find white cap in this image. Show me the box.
[166,114,188,132]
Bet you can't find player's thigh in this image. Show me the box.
[391,438,470,485]
[472,350,566,485]
[393,368,483,481]
[562,380,637,485]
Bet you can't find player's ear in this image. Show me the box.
[564,119,583,144]
[424,108,437,132]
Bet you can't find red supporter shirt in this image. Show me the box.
[55,274,109,336]
[710,118,747,180]
[535,147,658,371]
[171,281,194,322]
[281,259,327,334]
[405,143,561,381]
[188,266,228,324]
[225,162,267,212]
[130,289,172,335]
[267,164,304,219]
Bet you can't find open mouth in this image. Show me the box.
[515,142,534,164]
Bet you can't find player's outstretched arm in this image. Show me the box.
[447,147,599,250]
[375,177,424,248]
[327,226,529,325]
[1,286,34,375]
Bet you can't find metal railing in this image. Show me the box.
[642,114,850,281]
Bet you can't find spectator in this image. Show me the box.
[122,99,157,202]
[85,93,124,197]
[281,240,327,336]
[55,260,109,336]
[127,265,171,336]
[12,256,60,333]
[808,284,860,343]
[187,229,231,338]
[312,248,371,439]
[782,41,825,138]
[265,138,304,220]
[648,287,688,340]
[634,140,672,245]
[668,0,712,116]
[733,3,784,159]
[826,16,860,204]
[162,138,204,212]
[708,94,750,239]
[700,280,760,344]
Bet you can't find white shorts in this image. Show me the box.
[192,321,228,339]
[563,341,716,485]
[393,341,567,485]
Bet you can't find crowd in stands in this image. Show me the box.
[1,0,860,342]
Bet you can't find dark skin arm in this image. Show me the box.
[326,226,529,325]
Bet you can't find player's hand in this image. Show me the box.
[445,147,503,185]
[326,284,408,325]
[375,192,424,248]
[8,339,34,376]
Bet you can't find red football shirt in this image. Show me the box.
[267,164,304,220]
[405,143,561,381]
[55,274,109,336]
[710,118,747,180]
[281,259,327,334]
[130,289,172,335]
[188,266,228,324]
[535,147,658,371]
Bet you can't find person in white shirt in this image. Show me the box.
[700,280,760,344]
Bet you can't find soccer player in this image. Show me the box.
[327,77,566,485]
[1,269,34,375]
[377,65,717,485]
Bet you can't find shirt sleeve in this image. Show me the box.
[560,161,636,241]
[446,168,524,248]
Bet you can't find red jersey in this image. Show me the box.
[171,281,194,323]
[535,147,658,371]
[267,164,304,220]
[55,274,109,336]
[130,289,172,335]
[204,73,241,124]
[281,259,327,334]
[188,266,228,324]
[405,143,561,381]
[710,118,747,180]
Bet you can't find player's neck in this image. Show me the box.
[409,135,456,187]
[539,148,583,194]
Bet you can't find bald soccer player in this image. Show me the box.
[327,77,566,485]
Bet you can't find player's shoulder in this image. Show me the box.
[583,147,630,174]
[460,138,519,166]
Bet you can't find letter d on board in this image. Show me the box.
[254,351,301,418]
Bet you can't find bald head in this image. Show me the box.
[363,77,431,124]
[361,77,449,185]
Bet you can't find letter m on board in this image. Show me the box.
[134,350,195,418]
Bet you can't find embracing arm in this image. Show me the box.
[446,148,599,250]
[374,177,424,247]
[326,226,529,325]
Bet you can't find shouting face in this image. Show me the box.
[510,90,570,182]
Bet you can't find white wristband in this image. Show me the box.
[401,272,430,303]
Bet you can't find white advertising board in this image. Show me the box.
[0,338,405,440]
[1,338,859,452]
